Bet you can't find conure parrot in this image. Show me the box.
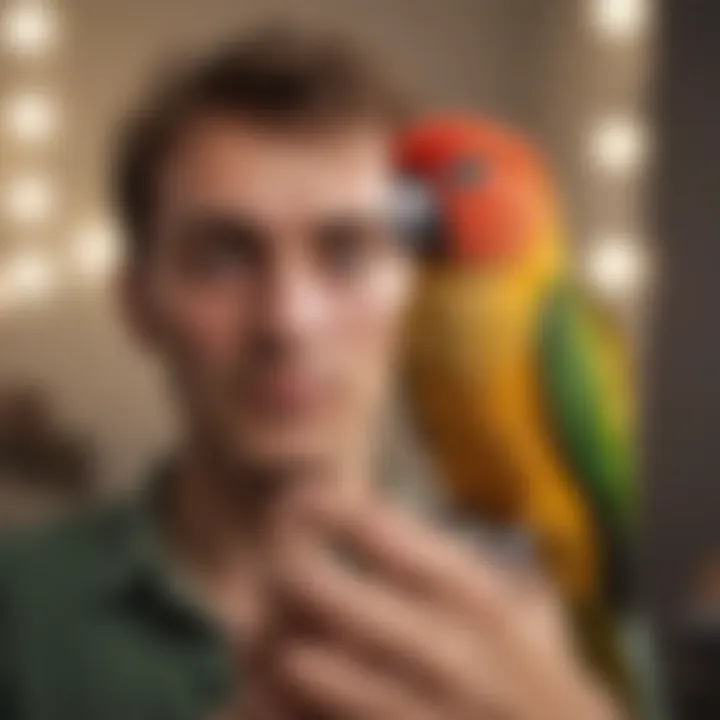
[394,115,637,696]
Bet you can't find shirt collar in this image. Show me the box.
[96,466,172,602]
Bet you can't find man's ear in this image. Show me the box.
[116,263,162,351]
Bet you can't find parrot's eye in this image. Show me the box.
[448,157,488,188]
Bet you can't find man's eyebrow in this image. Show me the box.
[177,212,268,240]
[312,210,391,231]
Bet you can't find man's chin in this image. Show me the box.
[224,429,342,479]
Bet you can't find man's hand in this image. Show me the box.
[246,488,622,719]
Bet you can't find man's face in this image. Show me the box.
[128,116,413,475]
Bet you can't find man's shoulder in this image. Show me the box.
[0,502,134,610]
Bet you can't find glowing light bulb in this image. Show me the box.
[585,234,650,298]
[3,174,55,224]
[0,251,55,304]
[1,2,59,56]
[3,91,58,143]
[589,117,649,176]
[72,218,120,279]
[589,0,650,41]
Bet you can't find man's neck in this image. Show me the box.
[172,450,367,552]
[159,445,372,643]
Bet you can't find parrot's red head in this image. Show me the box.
[394,115,559,264]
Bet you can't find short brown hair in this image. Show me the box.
[114,26,412,256]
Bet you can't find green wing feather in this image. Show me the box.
[537,283,636,545]
[538,284,640,708]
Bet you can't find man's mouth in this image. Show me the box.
[241,370,330,418]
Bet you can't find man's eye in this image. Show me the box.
[180,219,265,277]
[201,239,256,272]
[316,223,385,276]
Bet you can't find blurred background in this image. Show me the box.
[0,0,716,715]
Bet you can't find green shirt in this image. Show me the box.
[0,491,235,719]
[0,478,666,720]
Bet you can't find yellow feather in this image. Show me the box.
[403,231,601,604]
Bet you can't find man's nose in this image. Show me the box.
[257,262,329,342]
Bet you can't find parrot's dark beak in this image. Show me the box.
[390,175,444,259]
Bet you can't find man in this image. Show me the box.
[0,28,622,719]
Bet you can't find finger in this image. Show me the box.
[288,491,585,698]
[272,530,519,714]
[239,689,292,720]
[291,489,516,629]
[274,641,441,720]
[277,492,620,720]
